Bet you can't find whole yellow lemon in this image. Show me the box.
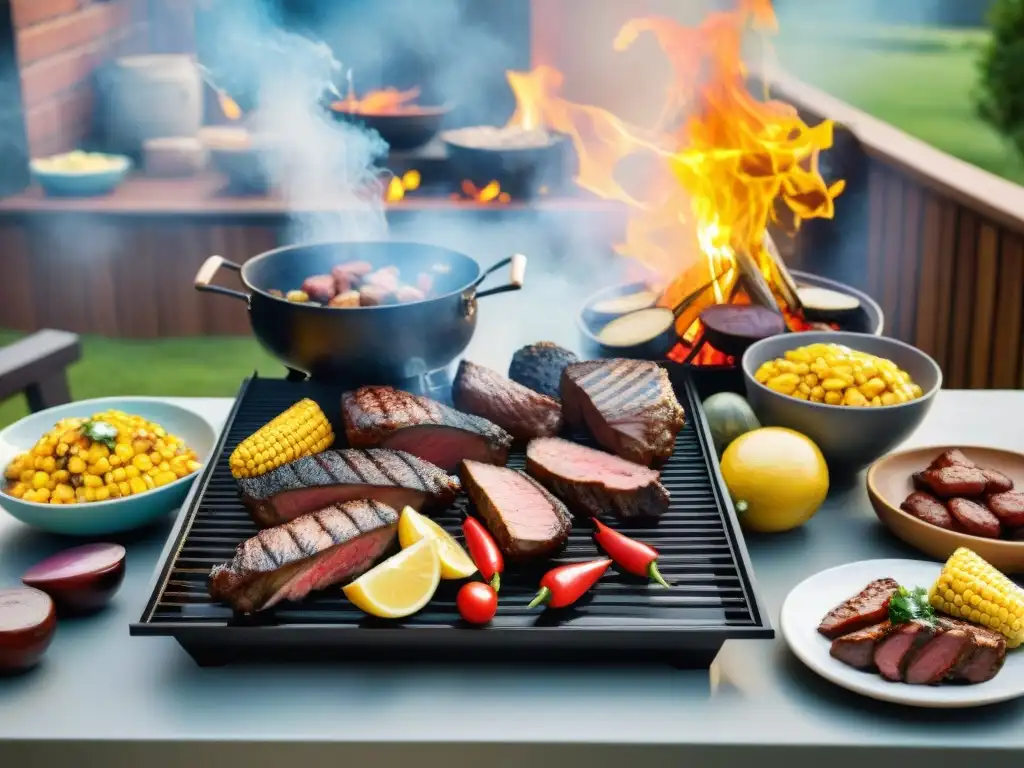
[719,427,829,533]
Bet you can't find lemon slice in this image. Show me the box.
[397,506,477,580]
[343,538,441,619]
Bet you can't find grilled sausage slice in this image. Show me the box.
[928,449,976,470]
[918,466,989,498]
[986,490,1024,527]
[979,468,1014,494]
[900,492,955,530]
[947,498,1002,538]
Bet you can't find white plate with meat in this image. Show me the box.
[780,559,1024,707]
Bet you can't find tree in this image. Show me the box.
[976,0,1024,161]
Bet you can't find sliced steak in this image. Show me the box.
[928,449,976,470]
[460,459,572,560]
[208,500,398,613]
[918,466,989,498]
[237,449,460,528]
[900,491,955,530]
[343,386,512,471]
[874,621,935,681]
[452,359,564,441]
[830,621,892,670]
[817,578,900,639]
[508,341,579,401]
[525,436,670,519]
[904,628,973,685]
[947,498,1002,538]
[942,618,1008,684]
[986,490,1024,527]
[561,359,685,466]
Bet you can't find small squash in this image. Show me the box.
[702,392,760,455]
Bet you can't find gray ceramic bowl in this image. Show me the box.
[741,332,942,472]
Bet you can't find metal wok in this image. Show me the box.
[194,241,526,384]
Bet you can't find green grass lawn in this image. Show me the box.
[776,25,1024,184]
[0,331,283,429]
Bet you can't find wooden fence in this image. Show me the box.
[770,70,1024,390]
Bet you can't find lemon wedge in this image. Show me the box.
[343,538,441,619]
[397,506,477,580]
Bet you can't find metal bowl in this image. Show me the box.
[330,106,452,151]
[741,332,942,473]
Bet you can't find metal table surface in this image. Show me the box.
[2,385,1024,767]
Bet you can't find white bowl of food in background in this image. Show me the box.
[0,398,215,535]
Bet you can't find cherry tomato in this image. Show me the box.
[457,581,497,625]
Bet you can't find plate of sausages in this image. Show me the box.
[867,446,1024,573]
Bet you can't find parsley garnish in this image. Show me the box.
[81,420,118,451]
[888,585,936,626]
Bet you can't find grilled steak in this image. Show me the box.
[944,618,1008,683]
[525,436,670,519]
[829,621,893,669]
[508,341,579,401]
[460,459,572,560]
[561,359,685,466]
[452,359,563,441]
[817,578,900,639]
[209,500,398,613]
[904,628,973,685]
[874,621,935,681]
[237,449,460,528]
[343,386,512,471]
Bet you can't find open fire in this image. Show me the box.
[501,0,845,366]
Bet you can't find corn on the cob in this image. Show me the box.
[228,398,333,479]
[929,547,1024,648]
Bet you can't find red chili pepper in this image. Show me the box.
[527,559,612,610]
[591,518,670,588]
[457,581,498,625]
[462,517,503,592]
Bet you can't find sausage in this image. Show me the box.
[986,490,1024,527]
[912,471,929,492]
[301,274,337,303]
[947,498,1002,538]
[358,285,393,307]
[979,468,1014,494]
[363,266,400,292]
[394,285,426,303]
[327,290,361,308]
[918,466,988,498]
[332,261,373,292]
[928,449,976,470]
[900,491,955,530]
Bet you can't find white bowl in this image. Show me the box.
[0,398,216,535]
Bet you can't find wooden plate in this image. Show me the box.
[866,445,1024,573]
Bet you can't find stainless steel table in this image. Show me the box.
[2,389,1023,768]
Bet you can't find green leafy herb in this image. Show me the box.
[81,420,118,451]
[888,585,936,626]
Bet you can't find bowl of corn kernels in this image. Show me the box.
[0,398,216,535]
[741,332,942,471]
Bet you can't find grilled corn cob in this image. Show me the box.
[228,398,333,479]
[929,547,1024,648]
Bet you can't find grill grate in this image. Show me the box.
[132,374,772,666]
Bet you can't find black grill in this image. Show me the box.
[131,374,772,666]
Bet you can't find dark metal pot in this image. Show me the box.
[194,241,526,384]
[440,131,571,199]
[329,106,452,152]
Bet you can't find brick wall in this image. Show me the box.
[13,0,150,156]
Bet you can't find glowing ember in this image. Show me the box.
[503,0,845,362]
[218,92,242,121]
[332,86,425,115]
[385,170,421,202]
[453,180,511,204]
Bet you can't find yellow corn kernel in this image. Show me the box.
[790,390,809,400]
[775,360,795,373]
[83,487,96,502]
[793,362,810,376]
[784,348,811,363]
[910,383,923,398]
[19,469,34,483]
[125,465,141,478]
[67,456,87,474]
[766,373,800,395]
[804,373,819,388]
[35,487,51,502]
[859,377,887,399]
[843,388,868,407]
[8,482,26,499]
[153,470,177,487]
[132,454,153,472]
[31,471,49,489]
[880,392,897,406]
[821,377,846,392]
[128,476,147,494]
[870,396,882,407]
[810,385,825,400]
[115,443,134,461]
[143,474,156,490]
[754,366,773,384]
[930,548,1024,648]
[186,460,201,473]
[118,481,132,497]
[229,398,334,479]
[824,391,842,405]
[83,474,103,488]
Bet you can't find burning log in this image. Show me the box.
[761,232,803,313]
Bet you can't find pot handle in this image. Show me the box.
[194,255,250,302]
[474,253,527,299]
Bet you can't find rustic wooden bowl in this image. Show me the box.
[866,445,1024,573]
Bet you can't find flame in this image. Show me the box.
[332,86,423,115]
[503,1,843,336]
[218,92,242,121]
[455,180,511,204]
[385,170,421,202]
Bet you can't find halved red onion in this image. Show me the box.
[22,543,126,614]
[0,587,56,672]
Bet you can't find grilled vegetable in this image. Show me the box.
[462,516,503,591]
[591,518,670,587]
[228,398,334,479]
[527,558,611,610]
[929,547,1024,648]
[457,581,498,625]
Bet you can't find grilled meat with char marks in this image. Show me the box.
[508,341,579,401]
[829,621,893,669]
[237,449,459,528]
[460,459,572,560]
[817,577,900,639]
[525,436,669,519]
[560,359,685,467]
[452,359,563,441]
[209,500,398,613]
[343,386,512,471]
